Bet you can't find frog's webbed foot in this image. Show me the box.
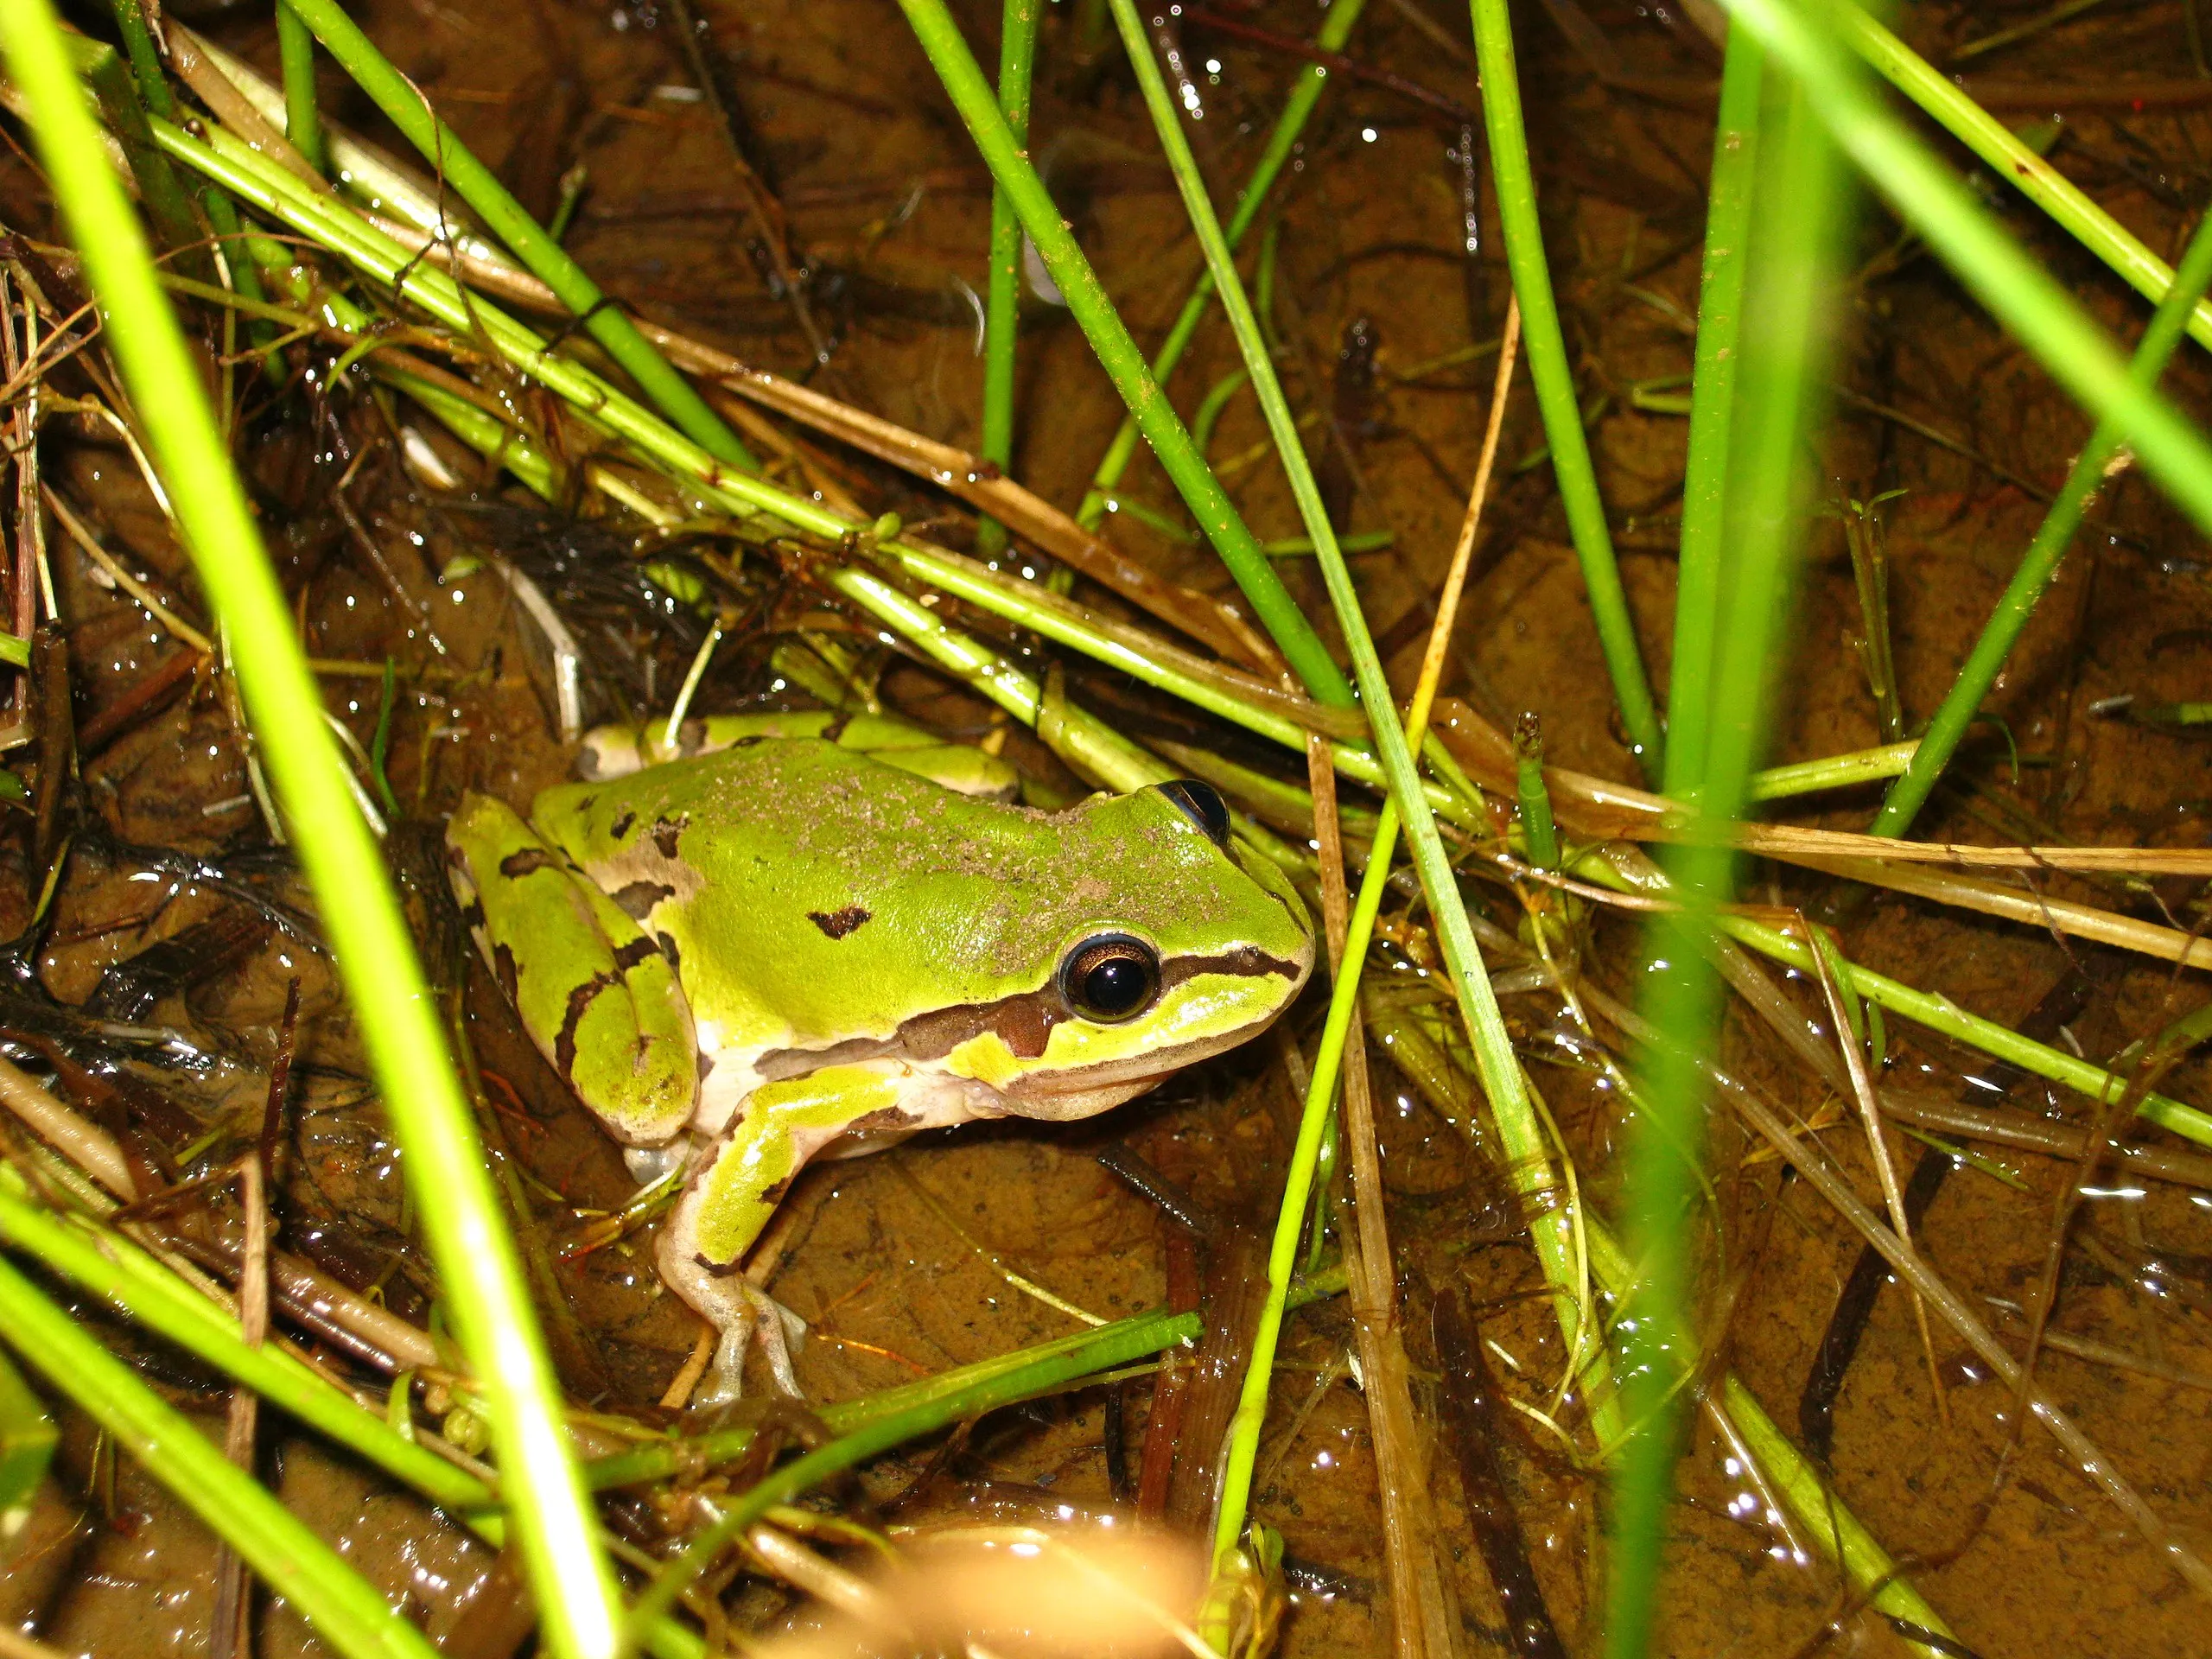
[697,1284,809,1407]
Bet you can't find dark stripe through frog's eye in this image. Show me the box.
[1060,933,1162,1022]
[1158,779,1230,848]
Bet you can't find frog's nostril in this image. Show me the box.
[1159,779,1230,848]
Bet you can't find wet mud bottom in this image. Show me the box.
[4,0,2212,1653]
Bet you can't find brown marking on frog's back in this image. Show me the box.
[613,880,675,921]
[807,904,872,940]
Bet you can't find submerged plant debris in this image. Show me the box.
[1,0,2211,1655]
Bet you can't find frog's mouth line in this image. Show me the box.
[997,1014,1299,1111]
[753,943,1311,1083]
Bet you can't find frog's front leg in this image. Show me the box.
[447,793,699,1144]
[661,1064,908,1404]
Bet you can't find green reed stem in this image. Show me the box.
[894,0,1353,706]
[1580,850,2212,1148]
[162,98,1366,745]
[1840,2,2212,355]
[1574,1211,1958,1652]
[134,115,1926,842]
[0,1253,442,1659]
[1745,739,1914,799]
[107,0,173,118]
[1092,10,1612,1598]
[277,0,755,473]
[0,1346,54,1513]
[973,0,1037,560]
[1872,197,2212,839]
[1722,0,2212,536]
[624,1271,1336,1645]
[1663,28,1763,799]
[276,0,329,175]
[1610,77,1846,1658]
[0,1169,721,1659]
[594,1265,1346,1493]
[1716,1377,1953,1653]
[1514,715,1560,870]
[69,35,205,272]
[0,1172,493,1522]
[390,363,1188,804]
[8,8,620,1652]
[1469,0,1664,781]
[1077,0,1368,528]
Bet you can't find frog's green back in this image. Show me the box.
[533,739,1308,1060]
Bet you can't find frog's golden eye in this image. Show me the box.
[1061,933,1161,1022]
[1159,779,1230,849]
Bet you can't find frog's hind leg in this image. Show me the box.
[661,1064,909,1403]
[447,792,699,1146]
[577,711,1018,799]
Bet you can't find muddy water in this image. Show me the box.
[3,0,2212,1653]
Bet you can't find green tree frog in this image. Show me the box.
[446,712,1313,1402]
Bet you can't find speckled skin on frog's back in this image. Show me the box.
[531,737,1313,1128]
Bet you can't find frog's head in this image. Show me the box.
[939,778,1315,1122]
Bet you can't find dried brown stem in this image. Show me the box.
[1878,1090,2212,1190]
[1436,704,2212,879]
[1308,734,1459,1658]
[1800,920,1950,1428]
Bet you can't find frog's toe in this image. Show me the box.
[694,1285,808,1408]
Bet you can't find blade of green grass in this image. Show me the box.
[276,0,329,175]
[974,0,1038,561]
[0,1169,493,1522]
[1839,1,2212,355]
[67,35,206,274]
[969,0,1035,562]
[1077,0,1369,529]
[107,0,171,117]
[0,1344,54,1515]
[2,8,620,1654]
[587,1264,1346,1491]
[1089,0,1618,1598]
[380,364,1198,804]
[0,1253,443,1659]
[105,3,282,375]
[1720,0,2212,537]
[1663,27,1763,799]
[893,0,1355,706]
[621,1264,1338,1645]
[1469,0,1665,781]
[1577,849,2212,1149]
[1610,73,1849,1657]
[1871,195,2212,838]
[1576,1190,1960,1654]
[278,0,755,473]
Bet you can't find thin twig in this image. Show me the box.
[1800,922,1950,1429]
[1306,742,1459,1658]
[39,484,213,655]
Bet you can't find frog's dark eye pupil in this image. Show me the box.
[1159,779,1230,848]
[1061,934,1161,1021]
